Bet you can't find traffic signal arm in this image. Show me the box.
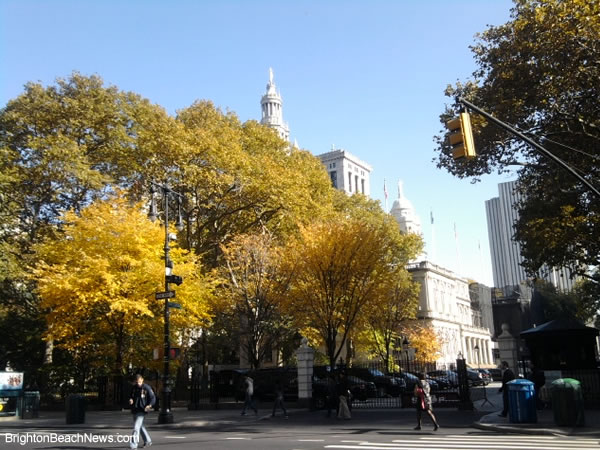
[446,112,476,160]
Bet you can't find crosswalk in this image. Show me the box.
[324,434,600,450]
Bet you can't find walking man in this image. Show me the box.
[271,379,288,418]
[498,361,515,417]
[129,374,155,449]
[241,375,258,415]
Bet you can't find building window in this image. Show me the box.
[361,178,365,194]
[355,175,359,193]
[330,171,337,188]
[332,162,336,168]
[348,172,352,192]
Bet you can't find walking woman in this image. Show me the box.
[413,373,439,431]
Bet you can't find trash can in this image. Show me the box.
[65,394,86,424]
[507,379,537,423]
[20,391,40,419]
[550,378,584,427]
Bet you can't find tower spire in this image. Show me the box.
[260,68,290,141]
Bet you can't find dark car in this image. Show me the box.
[466,369,485,386]
[477,369,492,385]
[345,367,405,397]
[427,370,459,387]
[235,368,298,402]
[394,371,440,393]
[488,368,502,381]
[346,375,377,400]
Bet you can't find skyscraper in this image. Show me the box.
[485,180,576,292]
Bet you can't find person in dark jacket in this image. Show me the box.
[527,362,546,410]
[498,361,515,417]
[129,374,156,449]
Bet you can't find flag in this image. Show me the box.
[384,179,388,200]
[430,210,434,225]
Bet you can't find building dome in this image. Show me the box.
[390,180,422,235]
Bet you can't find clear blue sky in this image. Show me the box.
[1,0,520,286]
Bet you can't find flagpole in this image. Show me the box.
[454,222,462,275]
[430,209,436,263]
[384,179,388,212]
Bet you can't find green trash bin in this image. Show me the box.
[66,394,86,424]
[550,378,584,427]
[20,391,40,419]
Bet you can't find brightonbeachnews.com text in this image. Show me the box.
[2,431,132,446]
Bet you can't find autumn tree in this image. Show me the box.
[358,270,421,371]
[434,0,600,312]
[33,192,214,376]
[218,233,296,368]
[402,322,443,365]
[284,203,422,367]
[171,102,334,269]
[0,73,177,378]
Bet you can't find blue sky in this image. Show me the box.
[1,0,520,286]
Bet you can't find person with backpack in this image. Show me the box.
[129,374,156,449]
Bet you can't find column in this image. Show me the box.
[296,337,314,409]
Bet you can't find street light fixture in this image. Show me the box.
[149,180,185,424]
[402,337,410,372]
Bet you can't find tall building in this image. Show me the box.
[260,68,290,142]
[318,148,372,196]
[485,180,576,293]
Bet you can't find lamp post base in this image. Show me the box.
[158,411,174,424]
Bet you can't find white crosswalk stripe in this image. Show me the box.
[324,434,599,450]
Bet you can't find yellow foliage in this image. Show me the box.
[33,191,215,371]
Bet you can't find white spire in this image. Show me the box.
[260,68,290,141]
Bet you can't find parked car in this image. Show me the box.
[466,369,485,386]
[394,371,440,392]
[488,368,502,382]
[427,370,459,387]
[345,367,405,397]
[477,369,492,385]
[311,373,376,408]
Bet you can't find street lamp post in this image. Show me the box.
[402,337,410,372]
[474,344,493,407]
[149,181,184,424]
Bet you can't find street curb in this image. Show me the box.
[472,421,600,438]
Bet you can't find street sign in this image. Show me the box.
[167,302,182,309]
[155,291,175,300]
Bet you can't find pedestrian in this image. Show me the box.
[325,373,338,418]
[413,373,439,431]
[129,374,155,449]
[271,379,288,418]
[498,361,515,417]
[241,375,258,416]
[527,362,546,410]
[336,372,351,420]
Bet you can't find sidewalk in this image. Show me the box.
[469,383,600,437]
[1,393,599,437]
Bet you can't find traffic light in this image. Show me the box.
[446,112,476,160]
[166,275,183,286]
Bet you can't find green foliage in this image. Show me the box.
[434,0,600,302]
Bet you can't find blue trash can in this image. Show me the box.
[507,379,537,423]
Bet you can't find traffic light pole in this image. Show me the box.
[149,181,184,424]
[458,97,600,199]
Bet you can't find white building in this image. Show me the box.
[260,68,290,142]
[390,182,495,367]
[485,180,577,293]
[318,148,372,196]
